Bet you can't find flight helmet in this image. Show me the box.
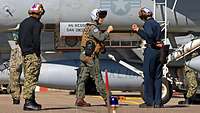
[28,3,45,16]
[138,7,153,20]
[90,9,107,21]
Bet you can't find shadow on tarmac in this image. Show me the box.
[42,107,77,111]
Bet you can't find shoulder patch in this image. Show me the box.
[93,28,99,33]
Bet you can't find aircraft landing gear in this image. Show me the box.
[140,77,173,104]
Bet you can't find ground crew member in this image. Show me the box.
[7,32,23,104]
[75,8,113,107]
[18,3,45,111]
[179,52,199,104]
[132,7,163,108]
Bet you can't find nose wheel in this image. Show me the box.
[140,77,173,104]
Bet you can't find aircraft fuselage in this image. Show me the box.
[0,0,200,32]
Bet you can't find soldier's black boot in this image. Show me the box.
[139,103,153,108]
[185,98,193,104]
[31,92,42,108]
[154,104,164,108]
[178,98,192,105]
[32,99,42,109]
[23,99,41,111]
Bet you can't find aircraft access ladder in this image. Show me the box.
[153,0,180,44]
[153,0,168,44]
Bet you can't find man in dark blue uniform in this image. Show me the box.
[132,7,163,108]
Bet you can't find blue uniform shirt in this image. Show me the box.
[137,18,161,44]
[137,18,163,106]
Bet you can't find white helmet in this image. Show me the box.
[90,9,107,21]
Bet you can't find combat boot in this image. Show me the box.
[32,99,42,108]
[75,98,91,107]
[154,104,164,108]
[31,93,42,108]
[178,98,192,105]
[139,103,153,108]
[185,98,193,104]
[23,99,41,111]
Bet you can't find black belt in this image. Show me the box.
[145,44,160,50]
[144,44,152,48]
[23,52,40,57]
[22,51,34,56]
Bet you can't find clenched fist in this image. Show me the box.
[107,25,113,33]
[131,24,139,32]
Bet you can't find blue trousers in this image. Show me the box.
[143,47,163,105]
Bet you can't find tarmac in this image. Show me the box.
[0,90,200,113]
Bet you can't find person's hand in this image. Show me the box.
[155,41,164,48]
[131,24,139,32]
[107,25,113,33]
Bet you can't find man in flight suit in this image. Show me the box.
[7,32,23,104]
[132,7,163,108]
[18,3,45,111]
[75,9,113,107]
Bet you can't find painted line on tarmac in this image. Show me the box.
[126,101,141,105]
[91,96,143,105]
[91,96,141,100]
[120,97,142,100]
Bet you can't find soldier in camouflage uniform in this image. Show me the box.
[7,33,23,104]
[75,9,113,107]
[179,52,199,104]
[18,3,44,111]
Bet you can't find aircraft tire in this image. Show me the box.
[140,77,173,104]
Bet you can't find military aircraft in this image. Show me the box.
[0,0,200,104]
[0,0,198,32]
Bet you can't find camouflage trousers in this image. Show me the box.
[23,53,41,100]
[8,46,23,100]
[185,66,198,98]
[76,58,107,101]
